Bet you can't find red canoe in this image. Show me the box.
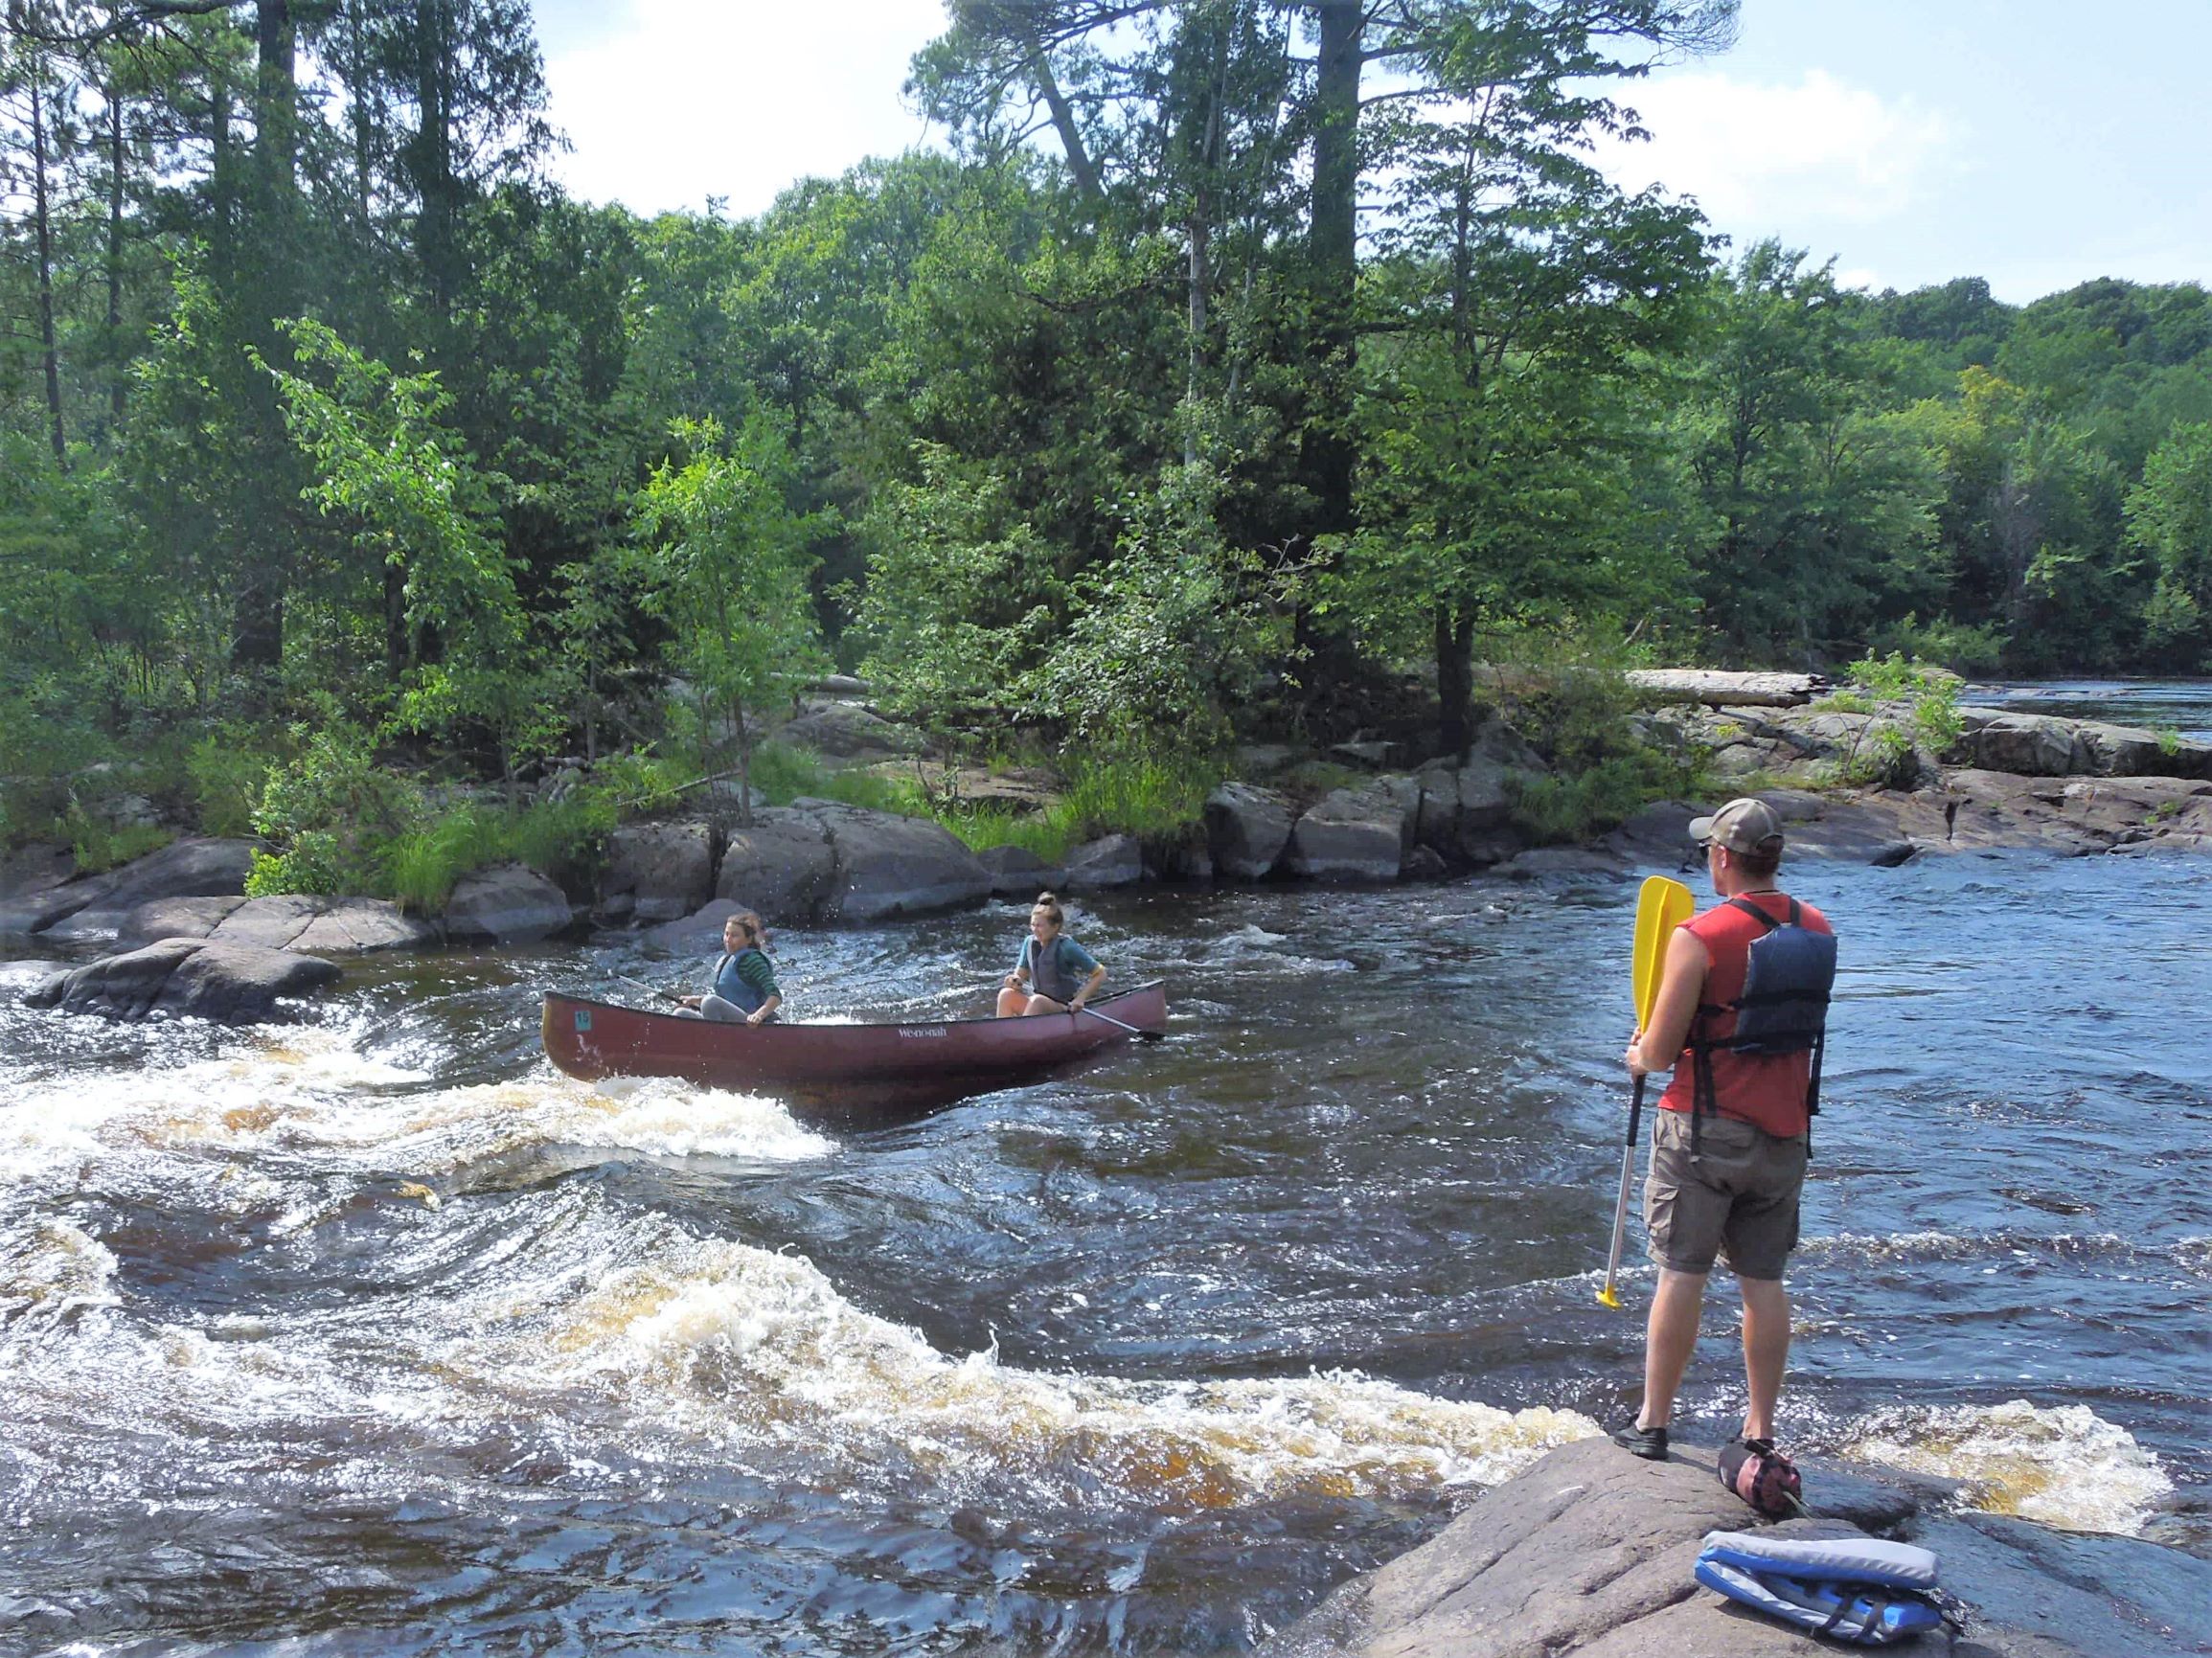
[541,982,1168,1121]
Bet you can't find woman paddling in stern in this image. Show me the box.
[676,910,783,1026]
[997,892,1106,1017]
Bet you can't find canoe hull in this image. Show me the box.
[541,983,1167,1122]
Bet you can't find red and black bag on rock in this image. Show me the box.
[1719,1438,1805,1518]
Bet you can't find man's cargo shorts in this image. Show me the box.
[1645,1108,1808,1281]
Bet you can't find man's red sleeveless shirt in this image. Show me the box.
[1657,891,1834,1140]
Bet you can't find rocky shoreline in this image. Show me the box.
[1253,1436,2209,1657]
[5,694,2206,1022]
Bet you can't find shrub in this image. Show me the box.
[593,748,692,813]
[186,727,281,838]
[1488,635,1699,843]
[937,801,1069,862]
[1867,613,2008,676]
[250,718,425,897]
[380,808,505,910]
[246,832,350,897]
[379,795,620,913]
[1845,650,1965,751]
[1507,748,1686,845]
[61,808,171,874]
[510,793,618,882]
[1054,749,1220,842]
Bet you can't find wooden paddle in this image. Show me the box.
[1597,874,1696,1309]
[1076,1004,1165,1042]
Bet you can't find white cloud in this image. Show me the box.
[1596,69,1956,229]
[542,0,948,219]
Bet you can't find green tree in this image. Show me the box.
[850,443,1060,731]
[633,416,827,819]
[1675,242,1948,665]
[261,318,558,796]
[2127,420,2212,669]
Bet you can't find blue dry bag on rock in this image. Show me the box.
[1695,1530,1944,1646]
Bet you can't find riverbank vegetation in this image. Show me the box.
[4,3,2209,893]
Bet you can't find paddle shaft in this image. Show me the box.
[615,971,688,1008]
[1598,1073,1647,1306]
[1076,1004,1164,1042]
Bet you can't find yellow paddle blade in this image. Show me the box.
[1595,1283,1622,1309]
[1631,875,1696,1027]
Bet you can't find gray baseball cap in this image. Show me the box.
[1688,796,1786,853]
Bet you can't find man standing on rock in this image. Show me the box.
[1614,798,1835,1465]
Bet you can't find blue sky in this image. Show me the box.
[531,0,2211,306]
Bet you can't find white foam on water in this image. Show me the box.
[481,1234,1595,1511]
[1842,1400,2172,1535]
[1797,1229,1979,1263]
[0,1030,829,1207]
[551,1079,835,1161]
[0,1216,119,1319]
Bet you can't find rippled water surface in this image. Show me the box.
[3,851,2208,1654]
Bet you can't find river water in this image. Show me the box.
[4,852,2209,1653]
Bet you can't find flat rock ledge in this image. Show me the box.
[1258,1437,2208,1658]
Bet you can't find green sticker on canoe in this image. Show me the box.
[574,1009,592,1032]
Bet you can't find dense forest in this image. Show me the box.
[4,1,2210,886]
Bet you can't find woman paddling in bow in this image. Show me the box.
[997,892,1106,1018]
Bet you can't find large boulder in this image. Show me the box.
[120,894,434,954]
[1258,1435,2211,1658]
[716,809,839,923]
[1284,784,1402,881]
[778,698,925,759]
[1410,756,1516,861]
[118,896,247,946]
[0,842,75,902]
[808,805,992,921]
[2075,719,2212,781]
[1203,783,1293,879]
[80,836,257,909]
[1061,832,1143,890]
[23,938,340,1023]
[444,863,574,943]
[1465,711,1548,773]
[1602,800,1702,865]
[9,837,257,940]
[714,806,996,923]
[1959,712,2089,777]
[643,897,744,955]
[599,821,716,923]
[976,844,1067,899]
